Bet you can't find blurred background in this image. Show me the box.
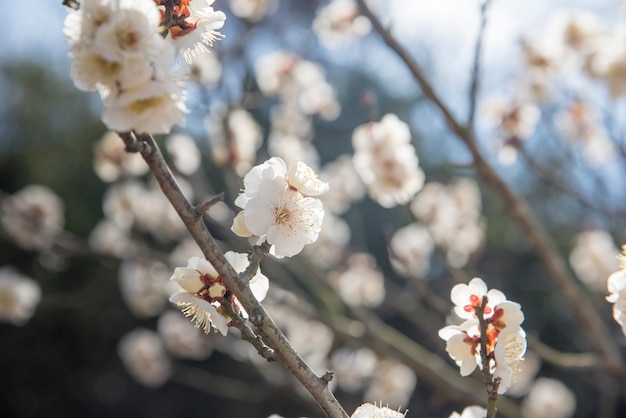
[3,0,626,417]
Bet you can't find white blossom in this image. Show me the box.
[117,328,172,387]
[1,185,64,251]
[351,403,406,418]
[0,268,41,326]
[352,114,424,208]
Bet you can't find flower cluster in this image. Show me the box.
[606,246,626,337]
[352,114,425,208]
[63,0,225,134]
[439,278,527,394]
[169,253,269,335]
[232,157,328,258]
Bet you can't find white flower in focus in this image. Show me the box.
[169,256,228,335]
[224,251,270,302]
[244,176,324,258]
[494,327,527,394]
[234,158,326,258]
[287,160,329,196]
[117,328,172,387]
[165,133,201,175]
[169,292,228,335]
[569,228,619,292]
[352,114,424,208]
[606,268,626,337]
[234,157,288,209]
[0,268,41,326]
[521,378,576,418]
[1,185,65,251]
[438,320,480,376]
[448,405,487,418]
[170,0,226,64]
[89,0,162,63]
[93,131,148,182]
[102,51,187,135]
[351,403,406,418]
[450,277,506,320]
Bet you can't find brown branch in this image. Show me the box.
[467,0,493,128]
[356,0,624,373]
[118,131,348,418]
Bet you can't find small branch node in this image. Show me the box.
[194,193,225,215]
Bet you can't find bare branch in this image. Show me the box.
[118,131,348,418]
[195,192,225,215]
[467,0,493,128]
[355,0,624,374]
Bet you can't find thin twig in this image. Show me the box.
[355,0,624,375]
[467,0,493,128]
[195,192,225,215]
[118,131,348,418]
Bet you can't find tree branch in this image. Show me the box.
[355,0,624,374]
[467,0,493,128]
[118,131,348,418]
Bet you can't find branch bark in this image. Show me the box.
[119,131,348,418]
[355,0,624,374]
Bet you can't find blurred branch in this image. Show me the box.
[518,146,626,218]
[467,0,493,128]
[527,334,601,369]
[118,131,348,418]
[356,0,625,375]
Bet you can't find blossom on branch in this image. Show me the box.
[439,277,527,394]
[350,403,406,418]
[64,0,226,134]
[606,246,626,337]
[232,158,327,258]
[168,253,268,335]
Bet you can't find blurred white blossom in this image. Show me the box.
[0,268,41,326]
[93,131,148,182]
[411,179,484,268]
[165,133,202,175]
[1,185,65,251]
[521,378,576,418]
[569,228,619,292]
[117,328,172,387]
[364,358,416,409]
[352,114,424,208]
[313,0,371,49]
[230,0,278,22]
[157,310,214,360]
[330,253,385,308]
[389,223,434,279]
[118,259,169,318]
